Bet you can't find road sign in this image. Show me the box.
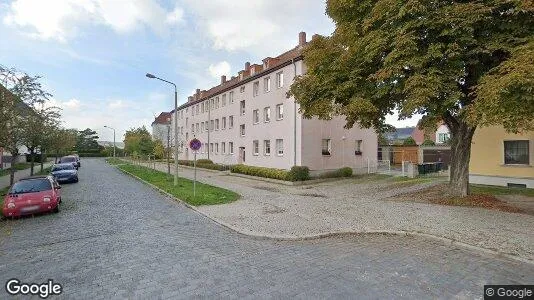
[189,138,201,151]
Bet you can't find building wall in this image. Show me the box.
[300,117,377,172]
[435,124,450,144]
[469,126,534,187]
[152,123,170,144]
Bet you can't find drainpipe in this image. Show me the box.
[207,99,210,160]
[292,58,297,166]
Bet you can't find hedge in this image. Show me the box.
[231,164,290,181]
[288,166,310,181]
[317,167,353,179]
[177,160,228,171]
[78,153,107,157]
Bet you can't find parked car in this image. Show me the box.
[71,154,81,168]
[50,163,79,183]
[59,156,78,169]
[2,176,61,218]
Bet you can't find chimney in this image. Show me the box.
[221,75,226,84]
[299,32,307,46]
[195,88,200,100]
[188,96,193,102]
[245,62,251,71]
[262,57,271,69]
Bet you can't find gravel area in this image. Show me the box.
[134,160,534,262]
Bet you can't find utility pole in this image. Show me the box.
[166,123,171,175]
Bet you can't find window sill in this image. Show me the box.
[264,120,270,123]
[322,154,331,157]
[264,154,271,156]
[501,164,532,168]
[277,153,284,156]
[253,153,259,156]
[276,118,284,121]
[253,122,259,125]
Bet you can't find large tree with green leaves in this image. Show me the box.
[289,0,534,196]
[124,126,154,157]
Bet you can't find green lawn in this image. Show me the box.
[470,184,534,197]
[0,162,33,176]
[117,163,239,206]
[106,158,126,165]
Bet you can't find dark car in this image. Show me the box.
[3,176,61,217]
[71,154,81,168]
[51,163,79,183]
[59,156,78,169]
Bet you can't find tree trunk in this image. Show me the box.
[9,153,17,186]
[40,149,45,173]
[448,121,476,197]
[30,148,35,176]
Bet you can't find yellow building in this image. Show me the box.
[469,126,534,188]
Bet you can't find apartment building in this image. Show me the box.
[151,112,172,144]
[172,32,377,173]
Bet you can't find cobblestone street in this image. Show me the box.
[1,159,533,299]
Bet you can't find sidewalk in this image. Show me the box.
[0,161,54,189]
[124,159,534,263]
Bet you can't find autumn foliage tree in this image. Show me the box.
[289,1,534,196]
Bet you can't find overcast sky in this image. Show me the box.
[0,0,420,141]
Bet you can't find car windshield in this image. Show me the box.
[9,179,52,194]
[52,164,74,171]
[60,157,75,163]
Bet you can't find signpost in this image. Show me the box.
[189,138,201,198]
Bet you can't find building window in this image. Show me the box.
[276,72,284,88]
[191,124,194,133]
[186,118,188,127]
[201,102,205,113]
[210,143,214,153]
[191,107,194,116]
[264,77,271,92]
[215,119,220,130]
[240,100,246,115]
[253,140,259,155]
[240,86,245,93]
[222,117,226,130]
[201,122,205,132]
[355,140,363,155]
[276,104,283,120]
[229,142,234,154]
[438,133,450,143]
[229,116,234,128]
[222,94,226,106]
[253,81,259,97]
[504,140,530,165]
[322,139,331,155]
[276,139,284,156]
[205,122,208,132]
[264,140,271,155]
[240,124,245,136]
[229,91,234,103]
[210,120,214,131]
[216,97,220,109]
[264,107,271,122]
[196,105,199,114]
[215,143,219,154]
[196,123,199,133]
[210,98,214,108]
[222,142,226,154]
[253,109,259,124]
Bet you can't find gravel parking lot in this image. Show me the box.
[1,159,533,299]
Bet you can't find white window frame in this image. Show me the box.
[276,71,284,88]
[253,109,259,124]
[222,94,226,107]
[229,142,234,154]
[229,116,234,128]
[222,117,226,130]
[222,142,226,154]
[276,104,284,120]
[253,140,259,156]
[264,77,271,93]
[253,81,259,97]
[215,119,219,131]
[276,139,284,156]
[264,140,271,156]
[229,91,234,103]
[215,143,219,154]
[264,107,271,123]
[240,124,245,136]
[322,139,332,156]
[240,100,246,115]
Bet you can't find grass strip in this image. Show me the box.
[117,163,239,206]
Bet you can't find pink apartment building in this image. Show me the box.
[172,32,377,173]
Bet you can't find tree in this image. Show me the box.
[0,65,53,184]
[403,137,416,146]
[124,126,154,157]
[289,1,534,196]
[75,128,101,154]
[48,128,77,163]
[422,140,436,147]
[153,139,165,159]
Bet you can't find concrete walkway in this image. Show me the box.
[0,161,54,189]
[127,159,534,263]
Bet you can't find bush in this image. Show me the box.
[231,164,291,181]
[197,159,213,164]
[318,167,353,179]
[403,137,417,146]
[422,139,436,146]
[78,152,106,157]
[177,160,227,171]
[288,166,310,181]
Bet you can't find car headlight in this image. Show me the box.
[43,197,51,203]
[7,202,15,208]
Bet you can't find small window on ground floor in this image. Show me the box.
[504,140,529,165]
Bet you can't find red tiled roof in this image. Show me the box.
[152,112,172,125]
[173,42,306,112]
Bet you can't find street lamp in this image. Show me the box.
[146,73,179,186]
[104,125,116,158]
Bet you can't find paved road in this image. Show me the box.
[0,159,533,299]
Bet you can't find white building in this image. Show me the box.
[151,112,172,144]
[172,32,378,173]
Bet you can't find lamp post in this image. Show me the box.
[104,125,116,158]
[146,73,179,186]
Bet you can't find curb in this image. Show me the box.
[113,164,534,266]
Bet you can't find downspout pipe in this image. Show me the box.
[292,58,297,167]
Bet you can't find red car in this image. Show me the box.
[2,176,62,218]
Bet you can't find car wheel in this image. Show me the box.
[53,203,60,213]
[74,177,79,183]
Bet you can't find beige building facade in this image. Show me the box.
[172,32,377,172]
[470,126,534,188]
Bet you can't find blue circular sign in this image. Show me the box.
[189,138,201,151]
